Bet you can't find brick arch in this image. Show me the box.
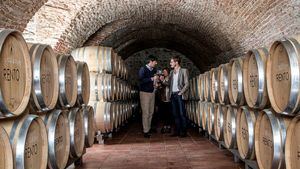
[3,0,299,68]
[59,0,300,66]
[117,39,208,71]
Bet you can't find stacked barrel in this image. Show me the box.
[0,29,94,169]
[186,35,300,169]
[186,76,201,128]
[71,46,138,134]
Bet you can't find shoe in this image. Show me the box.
[144,132,151,138]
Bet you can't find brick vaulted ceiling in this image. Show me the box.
[1,0,300,71]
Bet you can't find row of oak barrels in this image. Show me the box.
[89,101,138,133]
[0,106,94,169]
[0,100,138,169]
[0,29,138,119]
[188,35,300,116]
[89,72,139,102]
[71,46,129,80]
[186,101,300,169]
[0,29,91,118]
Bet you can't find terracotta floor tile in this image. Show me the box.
[78,121,244,169]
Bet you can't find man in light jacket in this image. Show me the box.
[168,56,189,137]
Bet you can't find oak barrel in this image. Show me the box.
[285,115,300,169]
[90,101,114,133]
[214,104,227,141]
[89,72,106,102]
[76,62,90,106]
[42,110,70,169]
[218,64,230,105]
[67,108,85,158]
[210,68,219,103]
[82,106,95,148]
[193,77,199,100]
[267,36,300,115]
[198,74,205,101]
[116,55,122,78]
[0,29,32,118]
[196,101,202,127]
[1,114,48,169]
[111,102,119,129]
[189,79,194,100]
[236,106,258,160]
[223,105,237,149]
[243,48,269,109]
[198,101,204,128]
[229,57,245,106]
[255,109,292,169]
[204,71,211,101]
[71,46,118,75]
[201,102,210,130]
[207,103,215,135]
[0,125,13,169]
[28,44,59,112]
[57,55,77,108]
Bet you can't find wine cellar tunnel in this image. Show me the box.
[0,0,300,169]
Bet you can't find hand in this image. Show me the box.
[153,75,159,81]
[159,76,164,81]
[178,92,182,95]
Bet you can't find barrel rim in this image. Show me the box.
[30,44,59,112]
[285,115,300,169]
[217,64,230,105]
[214,104,226,141]
[224,105,237,149]
[76,61,90,105]
[207,103,215,135]
[0,29,32,117]
[0,125,13,169]
[236,106,256,159]
[255,109,285,169]
[68,107,85,158]
[83,105,95,147]
[14,115,48,169]
[201,102,209,130]
[58,55,78,108]
[267,38,300,115]
[243,48,269,109]
[46,109,70,169]
[204,71,211,101]
[210,68,219,103]
[229,57,245,106]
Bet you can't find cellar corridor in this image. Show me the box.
[78,121,243,169]
[1,1,300,169]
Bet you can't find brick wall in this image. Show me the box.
[1,0,299,72]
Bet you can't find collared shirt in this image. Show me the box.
[172,68,180,92]
[146,64,153,71]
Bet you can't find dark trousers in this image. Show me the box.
[160,102,172,126]
[171,93,187,134]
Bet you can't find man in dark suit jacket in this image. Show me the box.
[138,55,158,138]
[168,56,189,137]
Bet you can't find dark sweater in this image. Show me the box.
[138,65,156,93]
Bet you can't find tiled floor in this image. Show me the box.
[78,122,244,169]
